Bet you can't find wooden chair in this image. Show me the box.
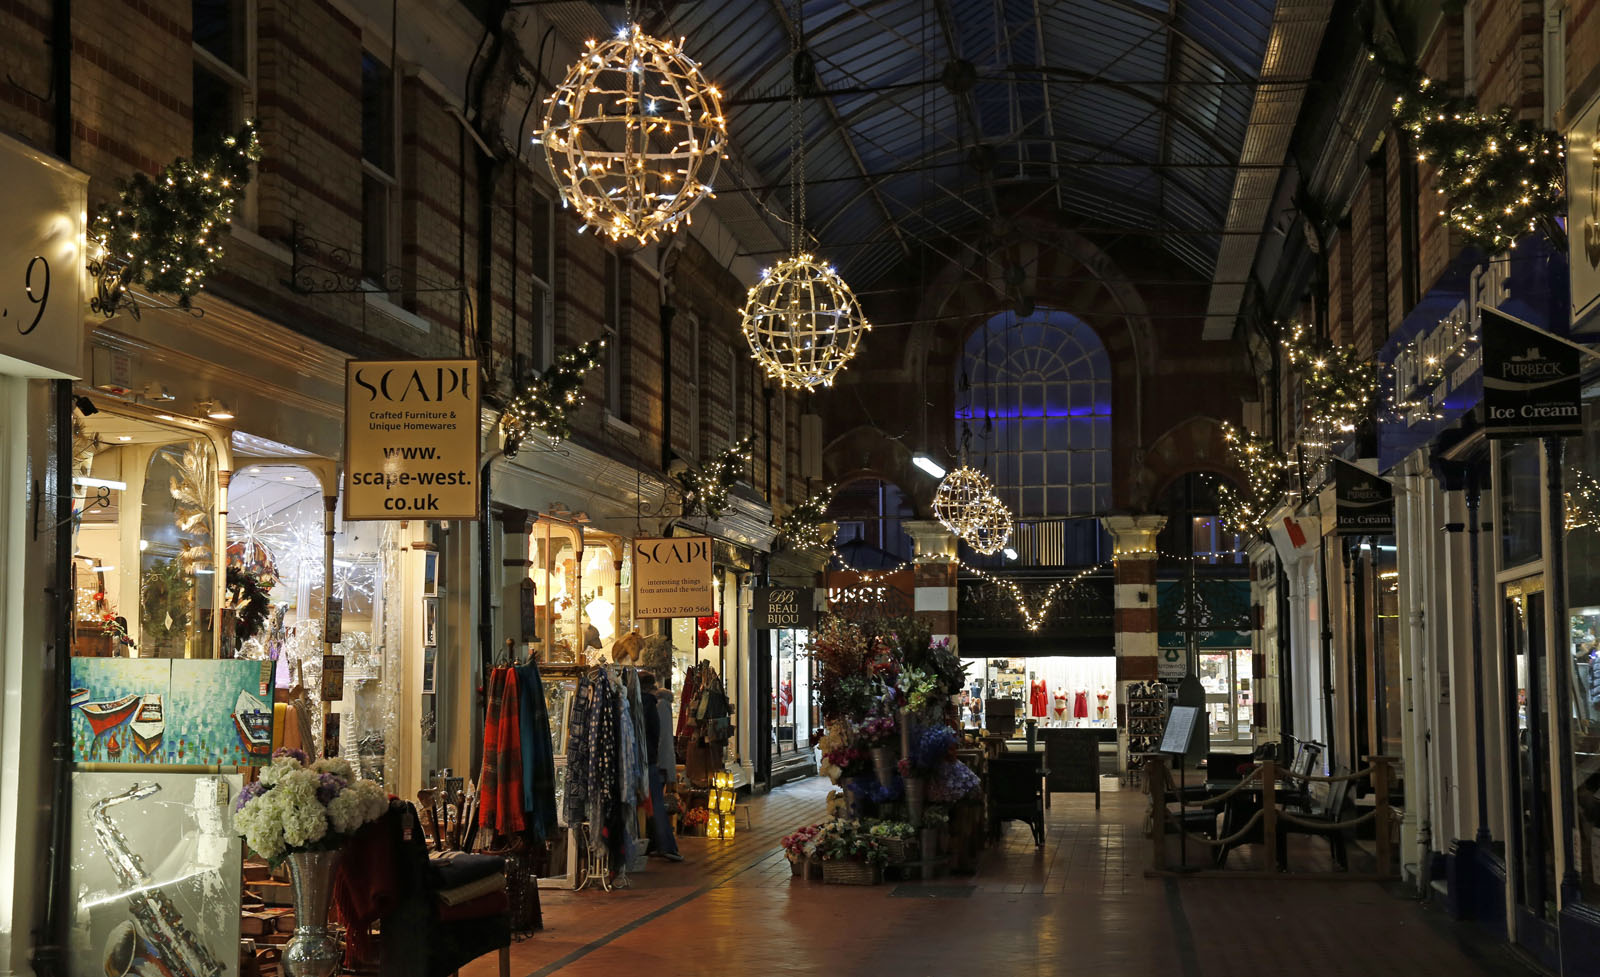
[988,753,1047,846]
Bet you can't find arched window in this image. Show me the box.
[956,309,1111,517]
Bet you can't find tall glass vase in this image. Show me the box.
[284,850,343,977]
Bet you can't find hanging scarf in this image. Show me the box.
[478,667,525,835]
[515,663,558,842]
[562,673,594,829]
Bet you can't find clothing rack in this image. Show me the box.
[562,664,650,890]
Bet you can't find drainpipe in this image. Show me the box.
[36,3,73,973]
[1466,467,1490,845]
[473,448,504,783]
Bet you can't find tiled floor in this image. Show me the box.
[460,777,1541,977]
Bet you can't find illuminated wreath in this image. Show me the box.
[536,25,727,245]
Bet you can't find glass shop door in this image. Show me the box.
[1504,577,1559,966]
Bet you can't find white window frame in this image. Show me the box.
[359,45,400,288]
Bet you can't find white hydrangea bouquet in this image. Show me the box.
[233,748,388,864]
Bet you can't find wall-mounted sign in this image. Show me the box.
[633,536,714,618]
[825,569,914,619]
[1481,307,1583,438]
[0,132,86,379]
[343,358,480,520]
[753,586,816,630]
[1324,458,1394,536]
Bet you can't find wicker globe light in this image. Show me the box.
[932,466,998,537]
[961,494,1014,556]
[740,254,871,390]
[536,24,727,245]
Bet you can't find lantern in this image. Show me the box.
[961,494,1014,556]
[536,25,727,245]
[932,466,998,537]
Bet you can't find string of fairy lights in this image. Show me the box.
[499,338,608,455]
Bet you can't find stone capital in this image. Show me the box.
[903,519,958,562]
[1099,514,1166,557]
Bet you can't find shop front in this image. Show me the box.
[959,653,1116,735]
[0,130,88,975]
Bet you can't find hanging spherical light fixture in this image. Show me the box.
[535,24,727,245]
[961,494,1013,556]
[740,254,871,390]
[932,466,997,537]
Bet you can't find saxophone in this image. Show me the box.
[90,782,226,977]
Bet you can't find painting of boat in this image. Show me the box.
[232,690,273,757]
[71,687,90,706]
[78,694,141,737]
[129,694,163,758]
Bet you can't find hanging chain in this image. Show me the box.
[788,0,803,258]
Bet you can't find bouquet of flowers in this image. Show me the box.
[233,749,389,865]
[818,720,866,783]
[900,724,959,777]
[921,804,951,828]
[898,668,940,719]
[781,824,824,861]
[867,820,917,841]
[858,713,897,749]
[927,757,981,803]
[813,819,887,864]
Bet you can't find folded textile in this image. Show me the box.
[426,851,505,890]
[436,872,507,907]
[436,888,510,923]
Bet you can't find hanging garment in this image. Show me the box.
[478,667,525,835]
[1030,680,1048,718]
[1073,690,1089,719]
[514,663,558,842]
[561,674,594,830]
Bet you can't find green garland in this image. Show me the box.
[1280,322,1377,451]
[680,436,751,519]
[1374,51,1564,254]
[226,565,271,651]
[90,121,261,309]
[774,483,836,551]
[1216,422,1289,539]
[499,338,607,455]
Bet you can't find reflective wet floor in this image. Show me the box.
[461,777,1539,977]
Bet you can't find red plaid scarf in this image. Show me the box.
[478,667,526,835]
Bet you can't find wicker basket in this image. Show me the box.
[877,836,913,864]
[820,859,881,885]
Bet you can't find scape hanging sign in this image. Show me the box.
[1480,307,1583,438]
[633,536,714,618]
[343,359,481,520]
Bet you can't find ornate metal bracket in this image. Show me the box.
[283,222,464,296]
[86,252,205,321]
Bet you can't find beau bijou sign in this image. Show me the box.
[753,587,816,630]
[1480,307,1583,439]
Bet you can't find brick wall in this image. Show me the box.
[1348,160,1387,360]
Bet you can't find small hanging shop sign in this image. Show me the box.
[343,359,481,520]
[1323,458,1395,536]
[633,536,714,618]
[1480,307,1584,439]
[752,586,816,630]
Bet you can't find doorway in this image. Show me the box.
[1197,648,1253,747]
[1503,575,1559,965]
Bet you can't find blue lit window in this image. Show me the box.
[956,309,1111,517]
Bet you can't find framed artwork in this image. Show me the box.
[422,648,436,694]
[69,771,242,977]
[423,598,438,648]
[72,658,271,766]
[422,550,438,596]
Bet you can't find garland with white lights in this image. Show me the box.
[88,121,261,314]
[1216,422,1289,539]
[500,338,607,455]
[1567,470,1600,533]
[1375,51,1564,254]
[774,483,836,551]
[1280,321,1378,451]
[680,436,751,519]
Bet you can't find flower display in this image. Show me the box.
[817,719,864,784]
[927,758,980,803]
[233,749,388,865]
[781,824,824,860]
[811,819,887,864]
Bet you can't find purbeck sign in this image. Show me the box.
[343,359,481,520]
[1329,458,1395,536]
[1480,307,1583,438]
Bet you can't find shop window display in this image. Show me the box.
[961,655,1115,731]
[771,628,812,758]
[1562,393,1600,902]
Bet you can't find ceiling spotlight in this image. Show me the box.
[1003,547,1019,561]
[116,435,133,442]
[141,382,176,402]
[198,400,235,421]
[155,414,175,421]
[912,455,946,479]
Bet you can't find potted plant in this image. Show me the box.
[233,750,389,977]
[867,820,917,864]
[781,824,824,879]
[859,706,899,789]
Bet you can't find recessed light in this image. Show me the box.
[155,414,175,421]
[116,435,133,442]
[283,475,295,481]
[197,399,235,421]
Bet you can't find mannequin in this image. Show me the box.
[1096,686,1110,721]
[1052,686,1068,724]
[1030,674,1048,718]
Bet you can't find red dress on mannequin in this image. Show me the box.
[1073,690,1089,719]
[1030,680,1048,718]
